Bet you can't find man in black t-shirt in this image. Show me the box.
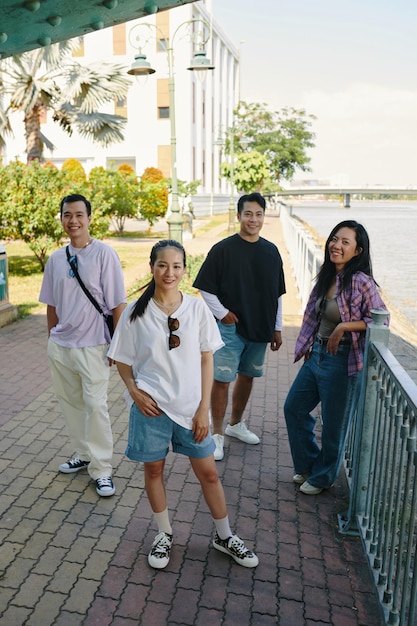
[193,192,286,461]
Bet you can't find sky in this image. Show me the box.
[211,0,417,187]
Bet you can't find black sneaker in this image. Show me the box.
[212,533,259,568]
[59,458,90,474]
[148,532,173,569]
[95,476,115,497]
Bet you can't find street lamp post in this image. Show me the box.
[128,20,214,243]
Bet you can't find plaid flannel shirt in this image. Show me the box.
[294,271,388,376]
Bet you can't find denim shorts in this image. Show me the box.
[214,322,267,383]
[125,403,216,463]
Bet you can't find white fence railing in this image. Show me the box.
[280,203,322,311]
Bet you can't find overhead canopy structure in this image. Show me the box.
[0,0,196,59]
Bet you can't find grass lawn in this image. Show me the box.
[5,215,226,318]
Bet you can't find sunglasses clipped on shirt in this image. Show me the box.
[168,316,180,350]
[68,255,77,277]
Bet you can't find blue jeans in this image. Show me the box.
[214,321,267,383]
[125,404,215,462]
[284,340,358,489]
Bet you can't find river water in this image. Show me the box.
[287,200,417,329]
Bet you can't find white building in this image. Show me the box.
[3,1,239,216]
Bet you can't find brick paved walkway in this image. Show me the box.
[0,213,392,625]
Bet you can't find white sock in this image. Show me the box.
[213,515,232,540]
[154,509,172,535]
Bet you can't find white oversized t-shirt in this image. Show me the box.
[108,294,224,430]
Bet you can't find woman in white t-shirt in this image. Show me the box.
[108,240,258,570]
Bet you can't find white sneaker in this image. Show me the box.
[293,473,310,485]
[213,533,259,568]
[212,434,224,461]
[300,480,323,495]
[225,422,260,445]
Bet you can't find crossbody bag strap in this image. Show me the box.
[65,246,105,317]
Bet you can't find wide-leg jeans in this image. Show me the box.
[284,341,358,489]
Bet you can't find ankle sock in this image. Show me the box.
[213,515,232,540]
[154,509,172,535]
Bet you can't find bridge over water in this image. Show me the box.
[270,187,417,207]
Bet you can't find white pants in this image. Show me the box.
[47,339,113,480]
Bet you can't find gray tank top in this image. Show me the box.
[315,296,341,338]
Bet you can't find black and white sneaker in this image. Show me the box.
[59,458,90,474]
[148,532,173,569]
[212,533,259,568]
[95,476,115,497]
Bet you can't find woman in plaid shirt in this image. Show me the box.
[284,220,387,495]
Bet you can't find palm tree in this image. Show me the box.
[0,39,131,162]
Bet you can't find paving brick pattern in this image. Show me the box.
[0,212,400,625]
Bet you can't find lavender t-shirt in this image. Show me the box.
[39,240,126,348]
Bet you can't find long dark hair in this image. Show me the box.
[130,240,186,321]
[316,220,376,297]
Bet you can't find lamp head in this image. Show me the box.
[127,53,156,76]
[239,136,250,150]
[187,50,214,72]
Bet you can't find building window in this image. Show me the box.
[157,38,169,52]
[115,97,127,119]
[113,24,126,55]
[157,78,169,120]
[158,107,170,119]
[156,11,169,52]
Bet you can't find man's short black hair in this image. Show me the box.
[60,194,92,217]
[237,192,266,214]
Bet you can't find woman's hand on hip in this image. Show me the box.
[133,389,162,417]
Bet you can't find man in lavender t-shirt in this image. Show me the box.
[39,194,126,497]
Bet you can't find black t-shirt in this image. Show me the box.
[193,234,286,342]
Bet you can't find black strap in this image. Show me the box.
[65,246,106,318]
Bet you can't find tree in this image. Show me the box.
[61,158,87,185]
[0,40,130,162]
[221,151,270,193]
[228,102,316,183]
[139,167,169,228]
[88,165,140,236]
[0,161,66,270]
